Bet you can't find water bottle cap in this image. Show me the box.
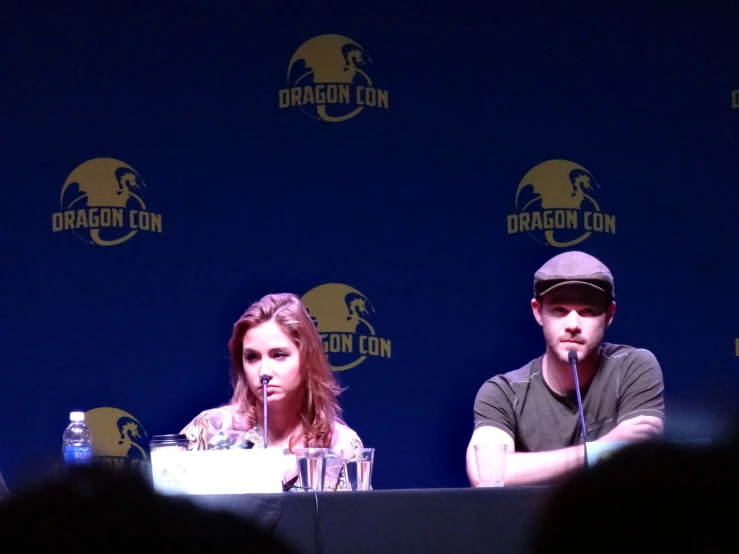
[70,411,85,422]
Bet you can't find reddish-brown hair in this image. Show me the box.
[228,293,344,449]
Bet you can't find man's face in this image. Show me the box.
[531,284,615,364]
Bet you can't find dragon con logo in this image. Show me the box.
[84,407,150,477]
[507,159,616,248]
[52,158,162,246]
[279,34,389,122]
[301,283,391,371]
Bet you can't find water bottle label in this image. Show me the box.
[64,445,92,464]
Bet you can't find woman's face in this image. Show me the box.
[242,319,302,405]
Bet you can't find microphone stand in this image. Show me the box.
[568,350,589,468]
[261,375,269,448]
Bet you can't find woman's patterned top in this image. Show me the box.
[180,405,362,491]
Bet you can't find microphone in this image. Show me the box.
[261,374,269,448]
[568,350,589,468]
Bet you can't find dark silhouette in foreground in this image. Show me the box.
[0,464,293,553]
[531,434,739,554]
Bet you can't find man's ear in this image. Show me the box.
[531,297,544,326]
[605,301,616,327]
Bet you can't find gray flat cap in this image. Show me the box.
[534,251,614,300]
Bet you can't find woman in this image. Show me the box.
[181,293,363,491]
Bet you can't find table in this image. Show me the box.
[189,487,553,554]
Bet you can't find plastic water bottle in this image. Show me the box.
[63,411,92,465]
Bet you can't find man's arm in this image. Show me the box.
[469,376,587,486]
[466,425,585,486]
[597,414,663,441]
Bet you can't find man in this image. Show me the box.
[466,251,665,486]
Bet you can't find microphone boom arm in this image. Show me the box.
[568,350,589,468]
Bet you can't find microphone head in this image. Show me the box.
[567,350,578,363]
[260,374,269,383]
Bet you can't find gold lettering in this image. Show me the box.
[329,334,341,352]
[151,213,162,233]
[732,90,739,109]
[566,210,577,228]
[380,338,391,358]
[315,85,325,104]
[75,209,88,228]
[543,210,553,229]
[584,212,616,233]
[377,89,389,109]
[519,212,531,232]
[303,86,315,104]
[64,211,75,229]
[112,209,123,227]
[356,86,365,105]
[52,213,63,231]
[530,211,543,230]
[99,208,111,227]
[735,338,739,356]
[338,85,350,103]
[324,333,352,353]
[364,87,377,107]
[89,208,99,227]
[605,214,616,234]
[130,210,138,229]
[592,212,604,231]
[140,211,151,231]
[507,214,518,233]
[278,89,290,108]
[291,87,302,106]
[326,84,338,103]
[554,210,565,229]
[358,336,391,357]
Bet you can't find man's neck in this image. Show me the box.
[542,347,601,396]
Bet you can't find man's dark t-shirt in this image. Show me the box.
[473,343,665,452]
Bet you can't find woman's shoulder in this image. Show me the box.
[181,404,253,450]
[181,405,249,433]
[331,419,363,449]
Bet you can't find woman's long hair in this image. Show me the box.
[228,293,344,449]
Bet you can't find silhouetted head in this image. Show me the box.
[0,465,293,553]
[530,440,738,553]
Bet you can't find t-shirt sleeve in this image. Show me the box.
[473,379,516,439]
[616,349,665,423]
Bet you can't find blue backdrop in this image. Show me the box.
[2,1,739,490]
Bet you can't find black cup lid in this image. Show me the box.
[149,434,189,444]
